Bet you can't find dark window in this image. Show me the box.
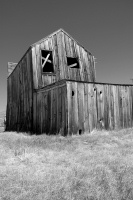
[41,50,54,73]
[67,57,79,68]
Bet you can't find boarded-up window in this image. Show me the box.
[67,57,79,68]
[41,50,54,73]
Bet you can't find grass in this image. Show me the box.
[1,129,133,199]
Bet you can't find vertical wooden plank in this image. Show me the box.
[43,38,49,49]
[33,92,37,133]
[70,82,79,134]
[53,89,57,134]
[69,39,76,80]
[36,92,40,133]
[64,34,78,80]
[40,41,45,50]
[77,82,85,134]
[50,88,55,134]
[60,31,68,79]
[83,50,91,82]
[38,92,42,134]
[118,86,123,128]
[88,83,93,132]
[75,45,84,81]
[110,85,115,129]
[47,36,53,51]
[112,86,116,129]
[125,86,128,128]
[36,92,38,133]
[121,86,124,128]
[87,54,93,82]
[127,86,131,127]
[21,60,24,131]
[91,56,96,82]
[56,87,59,133]
[128,86,131,128]
[35,44,42,88]
[42,92,46,133]
[96,84,103,129]
[55,88,58,134]
[58,87,62,133]
[64,34,71,79]
[64,84,68,135]
[61,86,65,135]
[123,86,127,128]
[84,83,90,132]
[57,31,64,79]
[44,91,47,134]
[117,85,120,129]
[108,85,112,130]
[28,50,33,131]
[52,34,59,81]
[50,89,53,134]
[113,85,119,129]
[129,86,133,127]
[69,38,76,80]
[131,86,133,126]
[104,85,109,130]
[67,82,72,135]
[73,41,81,81]
[23,58,27,131]
[80,47,87,81]
[47,90,51,134]
[93,84,97,129]
[32,47,38,89]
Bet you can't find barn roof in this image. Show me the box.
[31,28,92,55]
[8,28,93,78]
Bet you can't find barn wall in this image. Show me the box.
[33,80,133,136]
[6,49,33,132]
[42,74,56,87]
[32,30,95,89]
[67,81,133,134]
[33,80,68,135]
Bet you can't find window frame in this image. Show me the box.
[41,49,55,74]
[67,56,80,69]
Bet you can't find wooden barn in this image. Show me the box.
[6,29,133,135]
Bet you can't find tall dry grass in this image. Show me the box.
[1,128,133,199]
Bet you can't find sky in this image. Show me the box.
[0,0,132,112]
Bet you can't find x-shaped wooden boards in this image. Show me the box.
[41,53,52,68]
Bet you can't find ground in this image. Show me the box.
[0,128,133,200]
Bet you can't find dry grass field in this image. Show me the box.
[1,128,133,200]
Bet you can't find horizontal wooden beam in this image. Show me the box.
[69,63,77,68]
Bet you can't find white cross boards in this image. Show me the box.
[41,50,54,73]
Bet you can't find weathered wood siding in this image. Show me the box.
[33,80,68,135]
[33,80,133,135]
[6,48,33,132]
[42,74,56,87]
[67,81,133,134]
[32,30,95,89]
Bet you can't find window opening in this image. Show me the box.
[41,50,54,73]
[72,91,74,96]
[67,57,79,68]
